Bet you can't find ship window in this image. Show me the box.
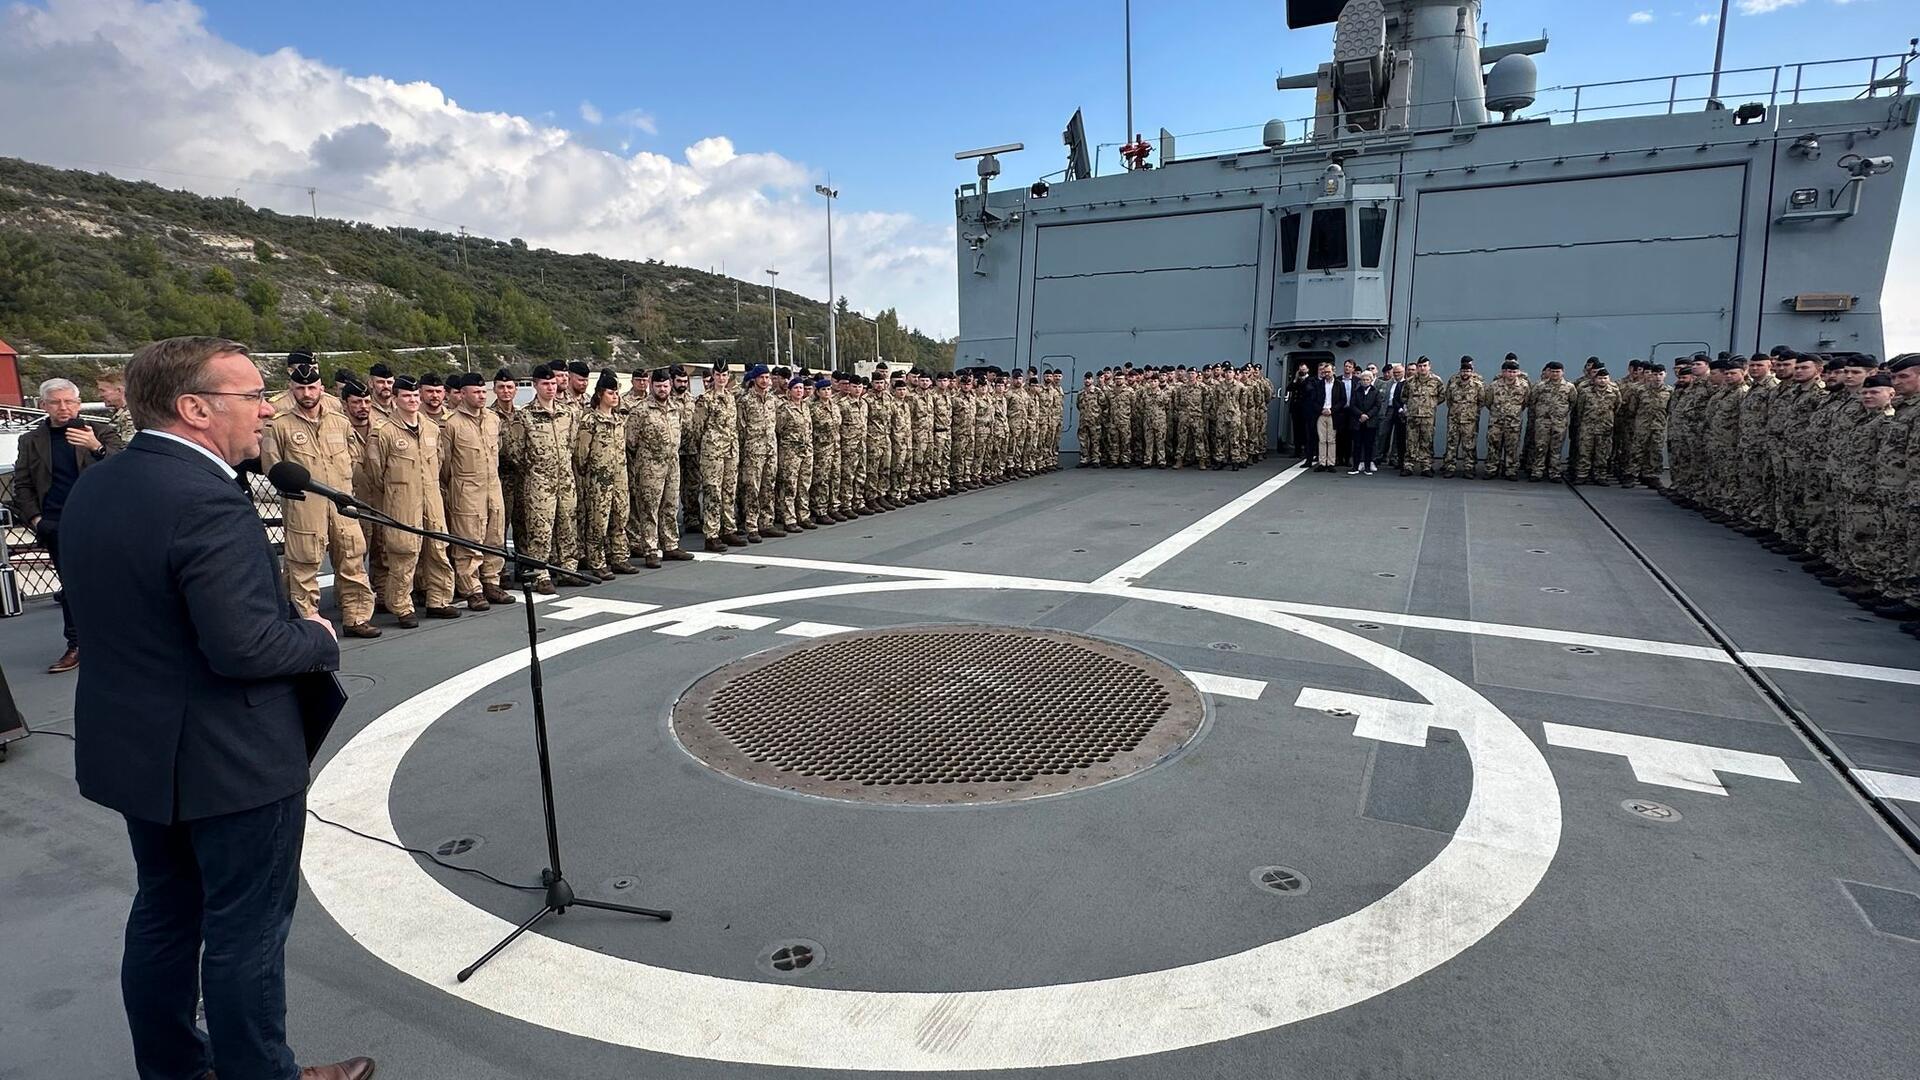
[1306,208,1348,270]
[1358,207,1388,268]
[1279,211,1301,273]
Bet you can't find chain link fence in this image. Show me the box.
[1,467,285,603]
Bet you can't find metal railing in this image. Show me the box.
[0,467,285,603]
[1100,48,1916,165]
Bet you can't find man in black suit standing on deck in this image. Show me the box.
[59,336,374,1080]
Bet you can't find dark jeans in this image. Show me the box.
[122,792,305,1080]
[1355,425,1378,467]
[35,517,76,647]
[1379,417,1406,467]
[1334,427,1352,466]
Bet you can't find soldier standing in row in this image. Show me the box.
[808,377,842,523]
[574,371,634,578]
[368,362,396,419]
[260,360,379,638]
[627,368,694,567]
[737,365,781,540]
[691,364,744,549]
[1627,363,1672,487]
[1441,356,1484,478]
[1076,373,1103,467]
[504,365,580,592]
[837,377,870,516]
[1105,370,1135,468]
[365,376,459,624]
[949,373,975,490]
[1398,357,1443,477]
[440,372,515,608]
[775,377,816,531]
[1520,361,1572,481]
[1571,369,1620,485]
[1482,359,1529,480]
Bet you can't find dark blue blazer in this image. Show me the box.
[60,433,340,823]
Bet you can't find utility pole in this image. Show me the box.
[765,269,780,362]
[1706,0,1731,109]
[815,181,840,373]
[1124,0,1133,152]
[307,187,318,222]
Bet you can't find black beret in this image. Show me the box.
[1504,352,1518,361]
[1500,360,1520,371]
[650,367,672,382]
[1544,361,1564,371]
[288,362,322,385]
[332,368,354,384]
[596,370,618,393]
[1651,363,1667,373]
[1769,343,1792,356]
[418,372,443,387]
[1822,358,1848,372]
[341,380,369,399]
[1459,356,1475,367]
[567,360,591,377]
[1691,352,1710,361]
[1841,354,1876,368]
[368,363,394,378]
[670,365,686,377]
[493,367,516,382]
[531,364,555,380]
[286,348,316,367]
[393,375,419,392]
[1863,373,1892,389]
[1888,354,1920,372]
[1592,368,1610,378]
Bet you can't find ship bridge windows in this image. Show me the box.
[1306,207,1349,270]
[1358,206,1388,269]
[1279,211,1302,273]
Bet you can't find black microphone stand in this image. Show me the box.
[307,490,672,981]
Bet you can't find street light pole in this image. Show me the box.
[814,182,839,374]
[764,269,779,362]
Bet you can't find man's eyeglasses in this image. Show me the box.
[189,389,270,403]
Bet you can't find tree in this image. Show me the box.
[243,276,281,316]
[201,266,237,294]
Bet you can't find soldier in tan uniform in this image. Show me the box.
[504,365,582,592]
[627,368,693,567]
[367,362,397,421]
[259,361,379,638]
[441,373,516,609]
[690,364,745,549]
[738,364,781,538]
[364,376,459,626]
[574,371,635,579]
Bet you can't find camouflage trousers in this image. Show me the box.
[1702,441,1741,511]
[1485,421,1523,477]
[1609,419,1635,479]
[1242,408,1262,458]
[1175,413,1207,466]
[970,429,993,480]
[631,455,680,558]
[519,475,579,581]
[1443,419,1480,476]
[951,429,974,484]
[741,443,777,532]
[580,470,630,571]
[911,432,933,494]
[1631,421,1668,482]
[811,441,839,516]
[778,447,813,526]
[1105,411,1133,465]
[866,432,892,502]
[1573,425,1614,482]
[697,442,739,539]
[1141,411,1168,466]
[284,500,374,625]
[1522,418,1566,480]
[679,454,700,536]
[933,432,952,492]
[1078,416,1101,465]
[1212,413,1244,465]
[890,437,913,497]
[839,438,864,510]
[447,491,507,598]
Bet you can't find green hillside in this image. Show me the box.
[0,156,952,391]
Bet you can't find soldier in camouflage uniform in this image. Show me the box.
[1441,357,1484,478]
[626,369,692,565]
[838,378,870,515]
[440,372,515,608]
[1520,361,1572,481]
[809,377,842,523]
[1608,360,1642,483]
[573,372,634,578]
[1700,359,1748,517]
[865,367,896,509]
[1629,363,1672,488]
[1400,357,1444,477]
[1172,368,1206,468]
[1482,359,1530,480]
[1206,366,1244,471]
[1241,366,1268,463]
[949,373,976,489]
[504,366,580,592]
[1104,370,1135,468]
[1805,357,1872,566]
[1076,373,1103,467]
[908,375,935,496]
[1571,369,1620,485]
[887,377,915,500]
[260,361,378,636]
[690,365,744,546]
[1730,354,1779,526]
[1876,356,1920,621]
[1668,356,1713,502]
[367,376,460,623]
[1138,371,1169,468]
[736,365,781,539]
[930,372,954,496]
[775,377,816,531]
[672,369,700,542]
[1834,373,1898,587]
[972,375,997,484]
[489,368,522,546]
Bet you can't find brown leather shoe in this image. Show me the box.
[482,583,516,605]
[534,579,557,595]
[298,1056,376,1080]
[465,593,491,611]
[724,533,749,547]
[343,622,383,639]
[762,525,787,538]
[422,606,462,620]
[704,537,727,553]
[610,561,639,575]
[394,612,419,628]
[664,548,695,561]
[47,647,79,674]
[643,554,662,569]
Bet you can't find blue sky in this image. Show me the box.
[4,0,1914,344]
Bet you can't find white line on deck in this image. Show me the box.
[1854,769,1920,804]
[1541,722,1800,796]
[1737,653,1920,688]
[1092,464,1307,586]
[777,621,857,638]
[1295,688,1438,746]
[1182,671,1266,699]
[542,597,660,622]
[653,612,779,637]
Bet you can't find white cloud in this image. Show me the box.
[0,0,958,337]
[1628,11,1656,23]
[1693,12,1718,24]
[1736,0,1803,14]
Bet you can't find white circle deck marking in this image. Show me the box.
[304,578,1563,1071]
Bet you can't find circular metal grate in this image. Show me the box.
[672,625,1205,805]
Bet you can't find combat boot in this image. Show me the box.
[725,532,749,547]
[665,548,695,561]
[746,531,763,543]
[704,537,728,553]
[798,518,818,530]
[534,579,557,595]
[482,583,516,605]
[465,593,490,612]
[643,554,662,569]
[610,561,639,575]
[422,606,462,620]
[394,612,420,628]
[763,524,787,538]
[344,622,382,639]
[855,504,873,516]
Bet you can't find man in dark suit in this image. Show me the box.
[1376,364,1407,469]
[1298,360,1343,471]
[1333,360,1359,466]
[7,377,123,673]
[60,337,374,1080]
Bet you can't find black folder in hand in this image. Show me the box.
[295,671,349,762]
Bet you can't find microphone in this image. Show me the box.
[266,460,361,511]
